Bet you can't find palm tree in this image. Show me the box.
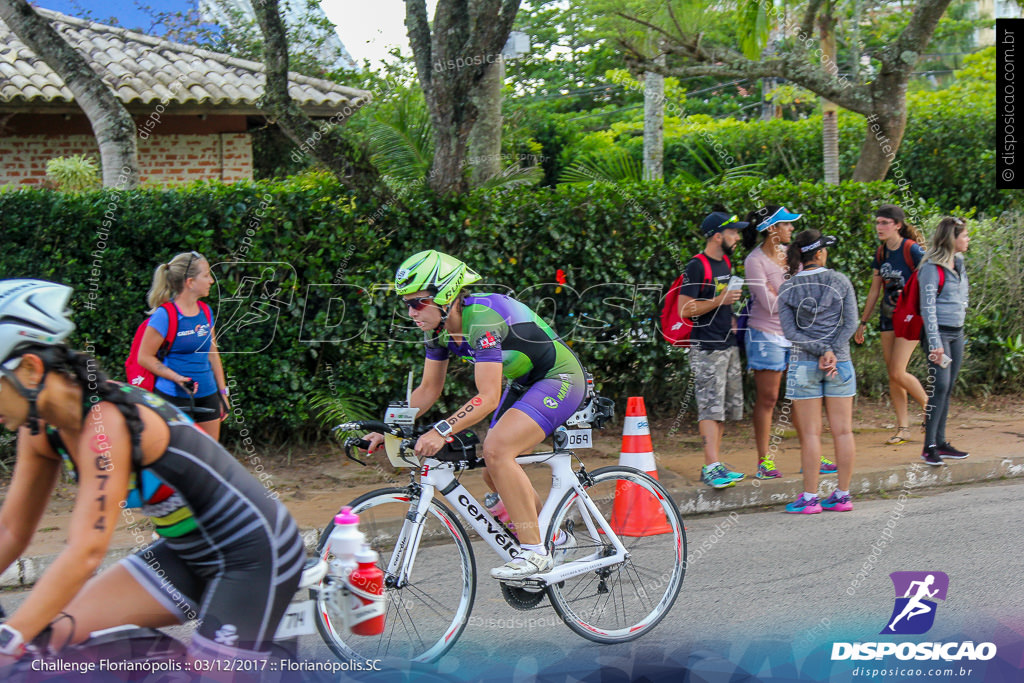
[368,89,543,192]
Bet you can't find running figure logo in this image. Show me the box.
[881,571,949,635]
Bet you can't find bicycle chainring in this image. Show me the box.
[500,582,547,610]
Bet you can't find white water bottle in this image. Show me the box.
[327,506,364,579]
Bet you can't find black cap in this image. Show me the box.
[701,211,749,237]
[799,234,838,254]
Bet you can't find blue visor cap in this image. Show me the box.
[759,207,802,231]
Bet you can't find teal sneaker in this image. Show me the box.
[701,464,736,489]
[802,457,839,475]
[722,464,745,482]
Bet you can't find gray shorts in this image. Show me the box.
[690,346,743,422]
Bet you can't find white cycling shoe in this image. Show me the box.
[552,531,577,565]
[490,550,553,580]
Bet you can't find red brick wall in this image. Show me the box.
[5,113,248,136]
[0,133,253,186]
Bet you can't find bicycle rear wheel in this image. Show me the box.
[545,466,685,643]
[314,487,476,664]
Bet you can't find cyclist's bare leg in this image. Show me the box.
[482,452,543,515]
[482,408,547,545]
[49,564,180,646]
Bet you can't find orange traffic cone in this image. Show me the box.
[609,397,672,536]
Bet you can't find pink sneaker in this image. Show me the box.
[784,495,822,514]
[821,491,853,512]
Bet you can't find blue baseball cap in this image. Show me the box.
[758,206,802,231]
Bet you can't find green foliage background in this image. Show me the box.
[2,174,1020,441]
[557,50,1003,215]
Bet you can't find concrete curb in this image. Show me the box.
[666,455,1024,516]
[4,456,1022,589]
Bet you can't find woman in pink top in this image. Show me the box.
[742,205,804,479]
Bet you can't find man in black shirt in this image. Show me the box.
[677,211,747,489]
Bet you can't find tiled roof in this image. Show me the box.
[0,8,370,116]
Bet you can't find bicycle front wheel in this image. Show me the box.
[546,466,685,643]
[314,487,476,663]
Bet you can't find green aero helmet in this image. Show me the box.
[395,250,481,306]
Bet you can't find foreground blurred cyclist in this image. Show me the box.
[0,280,303,667]
[365,251,586,580]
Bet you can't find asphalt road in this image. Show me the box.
[4,480,1023,682]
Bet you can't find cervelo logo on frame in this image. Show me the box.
[832,571,997,663]
[882,571,948,635]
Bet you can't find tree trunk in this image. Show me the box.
[852,106,908,182]
[467,58,505,188]
[251,0,376,188]
[0,0,139,187]
[819,5,840,185]
[642,55,665,182]
[851,49,913,181]
[406,0,521,195]
[822,108,839,184]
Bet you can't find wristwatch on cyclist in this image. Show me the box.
[433,420,454,439]
[0,624,25,658]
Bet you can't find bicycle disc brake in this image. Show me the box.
[500,582,547,610]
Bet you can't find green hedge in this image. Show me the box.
[0,175,926,438]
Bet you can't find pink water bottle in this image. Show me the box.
[327,506,363,578]
[348,545,385,635]
[484,492,516,536]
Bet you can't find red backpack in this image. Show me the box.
[893,266,944,342]
[125,301,212,390]
[660,253,730,347]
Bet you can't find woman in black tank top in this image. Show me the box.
[0,280,303,665]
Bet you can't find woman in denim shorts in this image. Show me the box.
[741,206,800,480]
[778,230,859,514]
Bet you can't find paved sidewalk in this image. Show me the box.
[5,433,1022,588]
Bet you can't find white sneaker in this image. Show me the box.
[552,531,577,565]
[490,550,554,580]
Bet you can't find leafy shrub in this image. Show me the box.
[952,209,1024,394]
[7,174,1014,440]
[46,154,100,192]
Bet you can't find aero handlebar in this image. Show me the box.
[331,420,418,466]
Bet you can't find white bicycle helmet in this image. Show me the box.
[0,280,76,434]
[0,279,75,363]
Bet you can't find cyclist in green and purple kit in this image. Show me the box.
[364,251,586,580]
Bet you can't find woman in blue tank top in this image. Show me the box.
[138,251,230,439]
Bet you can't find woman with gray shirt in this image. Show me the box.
[778,230,860,514]
[919,217,971,466]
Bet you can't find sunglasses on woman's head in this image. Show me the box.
[184,250,203,278]
[403,296,434,311]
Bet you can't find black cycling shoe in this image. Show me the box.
[936,442,970,459]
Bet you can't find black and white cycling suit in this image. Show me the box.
[47,384,304,659]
